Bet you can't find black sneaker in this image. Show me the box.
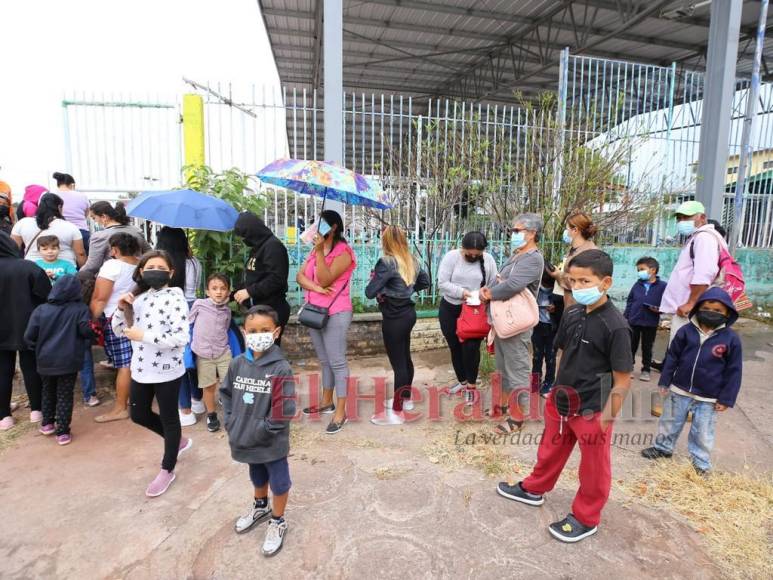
[325,416,347,435]
[641,446,672,460]
[692,463,710,478]
[206,413,221,432]
[496,481,545,506]
[548,513,598,543]
[539,381,553,398]
[650,360,664,372]
[302,404,335,416]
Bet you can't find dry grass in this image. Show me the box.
[618,461,773,580]
[373,466,412,480]
[0,420,35,455]
[422,423,529,479]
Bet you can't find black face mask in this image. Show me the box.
[696,310,727,329]
[142,270,171,290]
[464,253,481,263]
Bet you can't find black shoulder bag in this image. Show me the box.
[298,280,349,330]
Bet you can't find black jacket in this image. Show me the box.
[365,257,430,301]
[0,232,51,351]
[24,275,94,375]
[233,212,290,314]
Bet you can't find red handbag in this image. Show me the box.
[456,303,491,342]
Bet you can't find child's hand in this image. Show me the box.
[123,327,144,341]
[659,387,668,397]
[117,292,135,310]
[715,403,728,412]
[547,304,556,313]
[45,269,55,279]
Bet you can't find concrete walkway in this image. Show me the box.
[1,319,771,579]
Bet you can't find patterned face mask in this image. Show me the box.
[246,332,275,352]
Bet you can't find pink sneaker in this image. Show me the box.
[178,437,193,458]
[0,416,15,431]
[56,434,72,445]
[30,410,43,423]
[39,423,55,436]
[145,469,176,497]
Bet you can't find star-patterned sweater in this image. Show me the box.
[112,286,190,384]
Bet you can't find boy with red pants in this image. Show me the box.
[496,250,632,542]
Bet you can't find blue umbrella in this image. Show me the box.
[126,189,239,231]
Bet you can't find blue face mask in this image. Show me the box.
[510,231,526,249]
[637,270,651,281]
[562,230,573,244]
[318,219,332,237]
[573,285,604,306]
[676,220,696,237]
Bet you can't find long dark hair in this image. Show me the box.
[320,209,346,248]
[35,193,63,230]
[90,200,130,225]
[132,250,175,296]
[155,226,190,290]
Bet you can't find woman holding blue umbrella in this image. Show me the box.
[156,227,203,427]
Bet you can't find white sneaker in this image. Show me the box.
[370,408,406,426]
[384,398,414,411]
[262,518,288,556]
[449,382,466,395]
[179,410,197,427]
[85,396,101,407]
[234,501,272,534]
[190,399,206,414]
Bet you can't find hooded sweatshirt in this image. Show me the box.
[18,185,48,219]
[220,345,296,464]
[233,212,290,316]
[659,287,743,407]
[0,232,51,351]
[24,275,93,375]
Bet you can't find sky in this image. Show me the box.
[0,0,279,197]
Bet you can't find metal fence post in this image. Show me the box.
[730,0,769,254]
[553,47,570,203]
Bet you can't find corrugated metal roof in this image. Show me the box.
[258,0,773,103]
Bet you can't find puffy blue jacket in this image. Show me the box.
[24,275,94,375]
[624,277,667,327]
[659,288,743,407]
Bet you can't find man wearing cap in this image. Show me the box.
[660,200,723,341]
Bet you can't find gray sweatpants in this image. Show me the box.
[494,330,533,393]
[308,310,353,397]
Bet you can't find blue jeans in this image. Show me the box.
[655,391,717,471]
[178,368,202,410]
[79,347,96,401]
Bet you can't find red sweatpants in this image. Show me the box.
[521,397,613,527]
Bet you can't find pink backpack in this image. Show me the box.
[691,230,752,311]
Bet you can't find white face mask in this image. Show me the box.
[246,332,275,352]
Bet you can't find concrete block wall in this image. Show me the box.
[281,314,447,360]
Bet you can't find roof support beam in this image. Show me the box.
[311,0,323,88]
[355,0,707,53]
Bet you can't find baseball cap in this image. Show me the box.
[674,200,705,217]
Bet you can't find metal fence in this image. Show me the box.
[63,52,773,248]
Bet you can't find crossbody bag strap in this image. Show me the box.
[23,229,44,258]
[325,278,349,308]
[478,256,486,288]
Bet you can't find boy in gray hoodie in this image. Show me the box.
[221,305,296,557]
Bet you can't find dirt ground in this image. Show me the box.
[1,319,771,579]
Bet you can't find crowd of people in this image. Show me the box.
[0,174,745,552]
